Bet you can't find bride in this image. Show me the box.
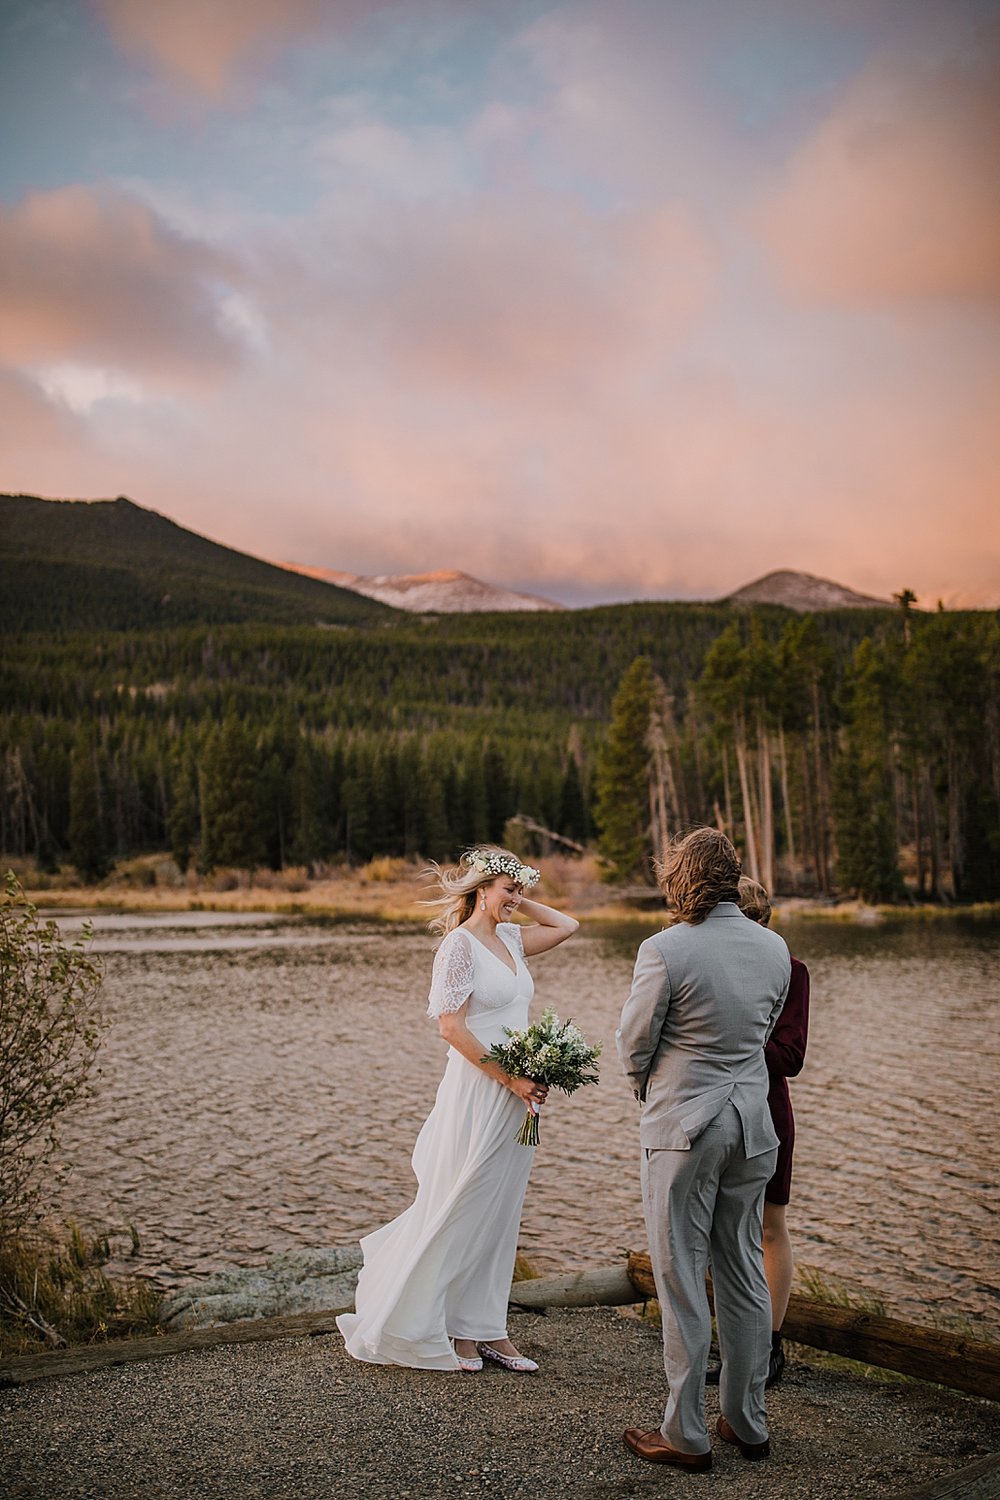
[336,846,579,1374]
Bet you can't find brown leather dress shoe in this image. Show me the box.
[716,1415,770,1459]
[623,1428,712,1471]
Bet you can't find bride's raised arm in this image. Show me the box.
[512,895,579,957]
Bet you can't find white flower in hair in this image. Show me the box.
[461,848,540,888]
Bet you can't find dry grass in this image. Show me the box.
[14,854,998,925]
[794,1263,887,1317]
[512,1251,541,1282]
[360,856,414,884]
[0,1221,163,1357]
[16,853,625,922]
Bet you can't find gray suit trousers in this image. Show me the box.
[641,1101,777,1452]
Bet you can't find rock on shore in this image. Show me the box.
[159,1246,362,1329]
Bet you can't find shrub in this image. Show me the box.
[0,873,106,1230]
[361,856,413,883]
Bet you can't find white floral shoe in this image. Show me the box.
[477,1342,539,1374]
[452,1342,483,1373]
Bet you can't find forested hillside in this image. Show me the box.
[0,494,392,629]
[2,598,997,901]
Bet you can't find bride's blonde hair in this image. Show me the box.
[424,846,531,937]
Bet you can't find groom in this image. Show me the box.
[616,828,790,1471]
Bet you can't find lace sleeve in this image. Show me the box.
[498,922,525,961]
[426,930,475,1017]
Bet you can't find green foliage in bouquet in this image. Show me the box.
[483,1007,602,1146]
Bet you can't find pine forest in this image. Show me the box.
[2,598,999,903]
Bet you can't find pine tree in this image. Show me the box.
[833,640,902,902]
[167,746,199,874]
[778,616,835,893]
[416,742,452,860]
[68,732,108,882]
[460,750,490,847]
[288,738,329,867]
[482,743,512,843]
[594,656,656,881]
[558,755,589,842]
[342,743,373,864]
[199,717,265,873]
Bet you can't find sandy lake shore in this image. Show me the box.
[2,1306,999,1499]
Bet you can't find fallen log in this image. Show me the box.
[4,1258,996,1405]
[626,1251,1000,1403]
[508,1267,638,1310]
[0,1271,638,1388]
[896,1452,1000,1500]
[0,1304,353,1389]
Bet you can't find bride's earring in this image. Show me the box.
[479,893,486,911]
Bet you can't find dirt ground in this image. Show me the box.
[2,1306,998,1500]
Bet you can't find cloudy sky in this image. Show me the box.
[1,0,997,607]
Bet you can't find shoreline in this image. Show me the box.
[15,866,1000,927]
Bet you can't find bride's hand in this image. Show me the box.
[507,1076,548,1106]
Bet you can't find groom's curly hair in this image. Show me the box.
[655,828,742,925]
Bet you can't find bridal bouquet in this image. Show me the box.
[483,1007,602,1146]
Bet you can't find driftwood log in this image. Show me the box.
[508,1266,637,1310]
[3,1258,997,1406]
[0,1306,352,1389]
[896,1452,1000,1500]
[627,1251,1000,1403]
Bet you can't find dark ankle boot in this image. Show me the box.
[766,1331,785,1387]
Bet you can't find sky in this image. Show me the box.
[1,0,998,608]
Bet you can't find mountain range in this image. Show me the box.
[282,562,889,614]
[281,562,564,613]
[1,492,895,630]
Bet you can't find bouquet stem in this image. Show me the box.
[516,1108,540,1147]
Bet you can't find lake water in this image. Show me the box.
[44,909,1000,1336]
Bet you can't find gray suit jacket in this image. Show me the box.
[616,902,791,1156]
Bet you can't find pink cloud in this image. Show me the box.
[758,53,1000,302]
[95,0,415,99]
[260,194,716,402]
[0,367,82,454]
[97,0,326,98]
[0,186,248,387]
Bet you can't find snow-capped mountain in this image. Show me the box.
[724,569,890,611]
[280,564,564,613]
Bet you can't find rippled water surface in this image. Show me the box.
[46,910,1000,1334]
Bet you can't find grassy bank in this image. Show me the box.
[0,1222,162,1358]
[12,853,1000,926]
[13,852,636,923]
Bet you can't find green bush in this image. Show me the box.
[0,873,105,1229]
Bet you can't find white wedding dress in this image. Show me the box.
[336,922,536,1370]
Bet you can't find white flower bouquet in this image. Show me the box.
[482,1007,602,1146]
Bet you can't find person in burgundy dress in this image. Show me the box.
[707,875,810,1388]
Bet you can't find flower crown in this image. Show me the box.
[462,849,540,889]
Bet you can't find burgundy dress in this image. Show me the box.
[764,956,810,1206]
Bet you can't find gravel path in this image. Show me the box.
[2,1307,998,1499]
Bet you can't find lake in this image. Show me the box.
[43,909,1000,1336]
